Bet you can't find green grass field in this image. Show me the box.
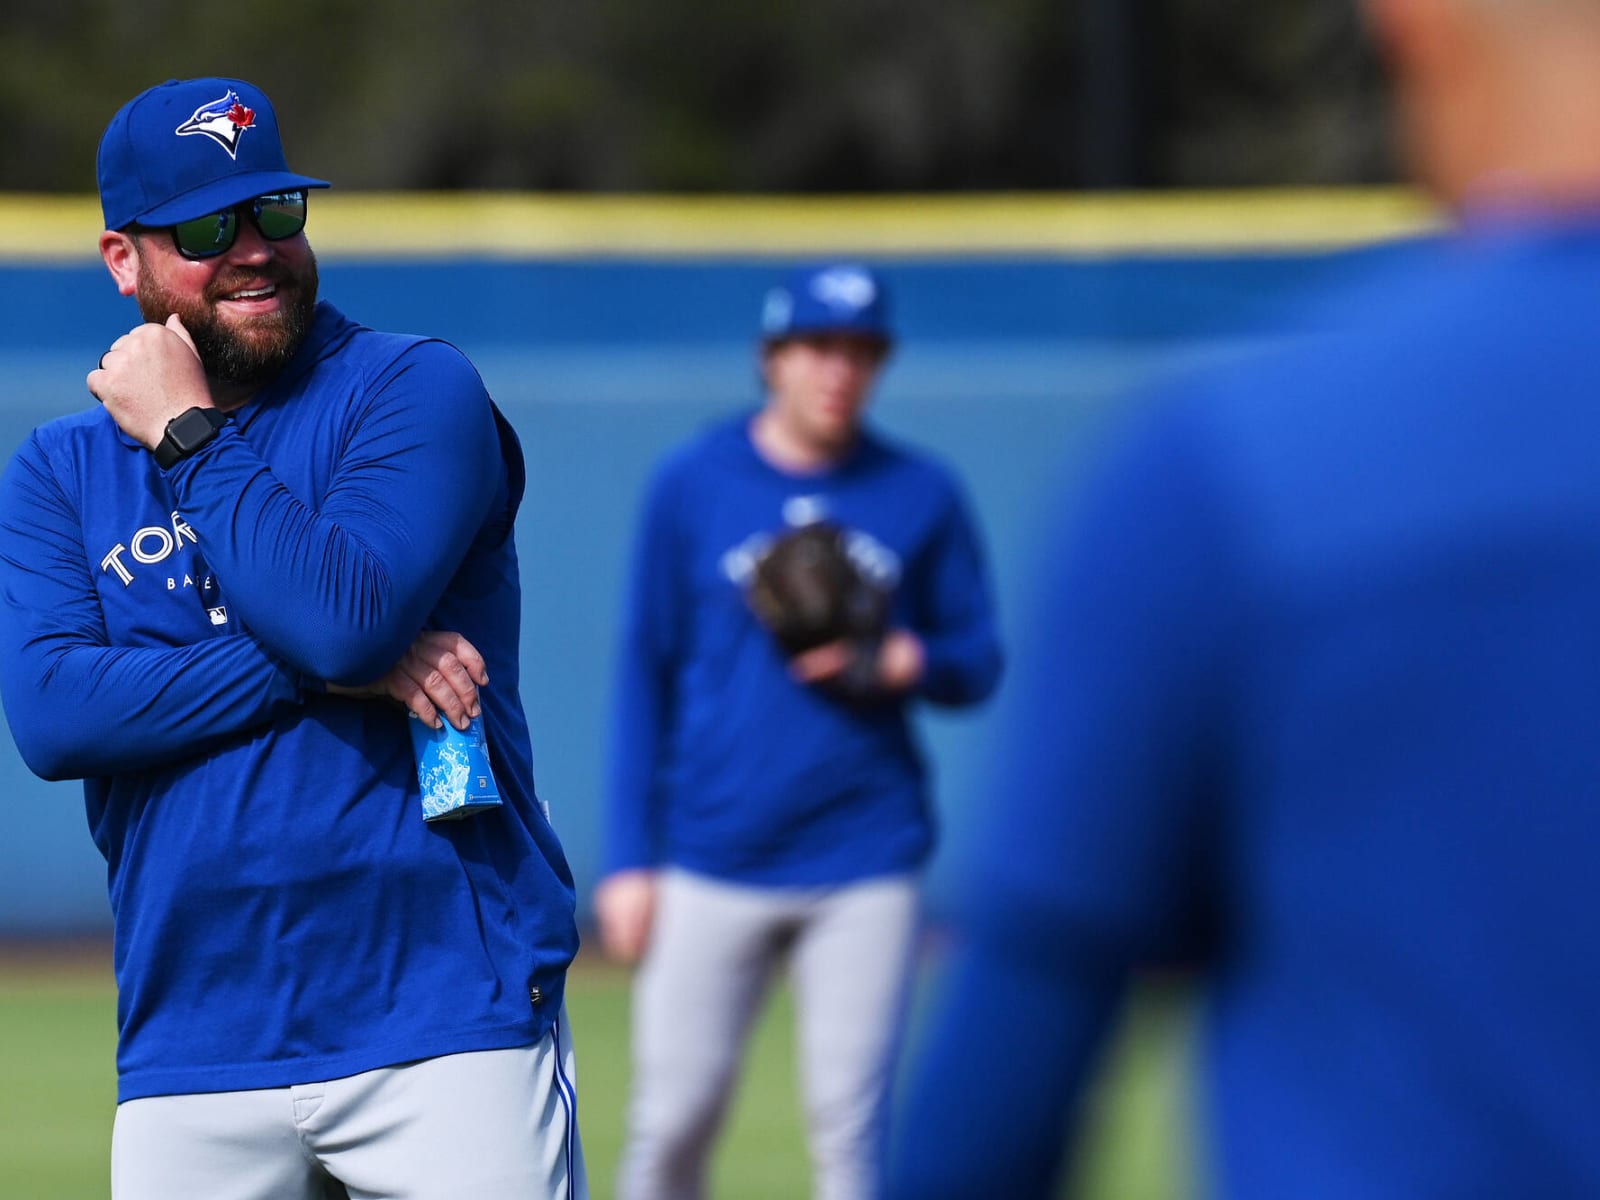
[0,944,1195,1198]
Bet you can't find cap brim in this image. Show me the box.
[136,171,331,226]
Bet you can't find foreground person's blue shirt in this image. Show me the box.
[0,302,578,1102]
[887,216,1600,1197]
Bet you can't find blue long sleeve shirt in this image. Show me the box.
[887,217,1600,1198]
[605,414,1001,886]
[0,302,578,1102]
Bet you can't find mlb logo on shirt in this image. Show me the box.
[207,607,228,626]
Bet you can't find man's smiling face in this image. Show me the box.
[129,214,319,389]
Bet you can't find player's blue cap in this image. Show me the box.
[97,77,330,231]
[760,263,894,345]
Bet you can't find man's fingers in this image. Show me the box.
[384,673,440,728]
[405,633,487,724]
[595,871,658,964]
[608,919,647,964]
[419,630,488,687]
[790,640,852,682]
[334,631,489,730]
[324,629,490,730]
[88,334,129,396]
[165,313,200,357]
[420,666,473,730]
[399,652,476,730]
[432,654,480,717]
[600,903,650,963]
[454,638,489,687]
[412,698,442,729]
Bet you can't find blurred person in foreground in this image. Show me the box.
[596,264,1002,1199]
[0,77,584,1198]
[885,0,1600,1195]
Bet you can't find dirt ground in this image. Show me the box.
[0,936,114,984]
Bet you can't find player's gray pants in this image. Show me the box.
[617,868,919,1200]
[110,1014,587,1200]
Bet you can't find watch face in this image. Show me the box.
[155,407,227,469]
[170,408,221,452]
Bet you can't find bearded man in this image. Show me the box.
[0,78,586,1199]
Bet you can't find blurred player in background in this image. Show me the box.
[596,263,1002,1199]
[885,0,1600,1195]
[0,77,584,1198]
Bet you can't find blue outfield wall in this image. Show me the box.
[0,243,1420,933]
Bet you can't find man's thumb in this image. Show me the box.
[165,312,199,356]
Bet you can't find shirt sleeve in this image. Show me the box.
[163,341,503,685]
[0,433,307,782]
[907,481,1004,706]
[602,465,686,875]
[884,400,1238,1197]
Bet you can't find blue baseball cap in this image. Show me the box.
[97,77,330,231]
[759,263,894,345]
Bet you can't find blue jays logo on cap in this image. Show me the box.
[760,262,894,344]
[97,77,331,232]
[810,266,878,312]
[175,90,258,159]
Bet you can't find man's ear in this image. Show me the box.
[99,230,141,298]
[758,340,779,388]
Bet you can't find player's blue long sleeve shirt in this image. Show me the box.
[886,218,1600,1198]
[605,415,1001,886]
[0,302,578,1101]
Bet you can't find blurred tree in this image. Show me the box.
[0,0,1393,193]
[1161,0,1395,185]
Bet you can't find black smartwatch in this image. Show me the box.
[153,407,230,470]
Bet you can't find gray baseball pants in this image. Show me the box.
[111,1015,587,1200]
[616,868,920,1200]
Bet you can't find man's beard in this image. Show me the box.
[134,247,320,388]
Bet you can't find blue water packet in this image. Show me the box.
[409,711,503,822]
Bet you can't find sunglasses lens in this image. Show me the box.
[172,209,238,258]
[166,191,307,258]
[254,191,307,241]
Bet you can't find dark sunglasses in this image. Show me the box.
[156,190,309,260]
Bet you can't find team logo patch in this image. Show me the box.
[783,494,828,527]
[175,90,257,159]
[810,266,877,314]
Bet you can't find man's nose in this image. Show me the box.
[223,215,273,263]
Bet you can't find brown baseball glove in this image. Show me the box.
[746,522,891,699]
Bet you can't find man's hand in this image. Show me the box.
[88,314,213,447]
[327,630,488,731]
[594,869,659,965]
[790,628,926,693]
[876,629,927,691]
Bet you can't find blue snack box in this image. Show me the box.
[408,711,503,822]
